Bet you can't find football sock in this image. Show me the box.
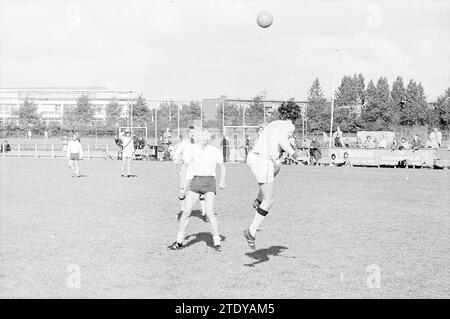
[249,212,265,237]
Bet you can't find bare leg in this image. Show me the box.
[204,192,220,246]
[176,191,199,244]
[74,160,79,176]
[127,157,131,175]
[249,182,275,237]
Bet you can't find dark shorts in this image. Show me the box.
[70,153,80,160]
[189,176,216,195]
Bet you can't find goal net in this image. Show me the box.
[223,125,261,162]
[118,127,148,140]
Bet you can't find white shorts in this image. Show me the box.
[247,152,279,184]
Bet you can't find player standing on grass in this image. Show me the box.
[66,134,83,177]
[244,100,301,249]
[120,129,135,177]
[173,126,207,221]
[168,128,226,252]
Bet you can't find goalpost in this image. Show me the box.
[223,125,260,162]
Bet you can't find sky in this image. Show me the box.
[0,0,448,101]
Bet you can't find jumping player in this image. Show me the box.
[120,129,135,177]
[168,128,226,252]
[173,126,207,221]
[244,100,301,249]
[66,133,83,177]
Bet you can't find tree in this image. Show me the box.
[428,88,450,131]
[400,80,428,126]
[18,98,40,128]
[216,102,242,126]
[105,98,122,126]
[245,96,265,126]
[335,75,359,107]
[64,94,94,127]
[390,76,406,126]
[307,78,330,132]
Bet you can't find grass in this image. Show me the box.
[0,158,449,298]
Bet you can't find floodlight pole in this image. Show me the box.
[155,106,158,145]
[177,104,180,143]
[329,49,338,147]
[129,91,133,133]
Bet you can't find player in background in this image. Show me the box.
[173,126,207,221]
[66,133,83,177]
[168,128,226,252]
[244,101,301,249]
[120,129,135,177]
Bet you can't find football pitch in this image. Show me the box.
[0,158,448,298]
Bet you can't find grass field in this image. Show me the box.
[0,158,449,298]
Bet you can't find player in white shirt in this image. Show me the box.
[120,129,135,177]
[168,128,226,252]
[244,101,301,249]
[173,126,207,221]
[66,134,83,177]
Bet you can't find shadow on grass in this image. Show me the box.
[184,232,226,249]
[244,246,295,267]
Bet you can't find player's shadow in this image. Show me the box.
[244,245,295,267]
[121,174,138,178]
[184,232,226,249]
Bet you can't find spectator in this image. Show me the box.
[330,153,337,166]
[391,138,398,150]
[425,136,433,149]
[356,137,363,148]
[244,135,250,160]
[344,138,350,148]
[333,126,343,147]
[62,136,68,152]
[309,137,321,165]
[163,127,172,145]
[364,136,374,149]
[377,135,387,148]
[220,135,230,162]
[373,138,378,147]
[44,130,48,140]
[27,130,32,139]
[342,152,353,167]
[398,137,410,150]
[1,139,11,154]
[412,134,422,151]
[114,134,123,160]
[429,127,443,158]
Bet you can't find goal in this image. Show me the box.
[223,125,260,162]
[118,127,148,140]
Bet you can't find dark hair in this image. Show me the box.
[278,100,301,122]
[188,125,195,130]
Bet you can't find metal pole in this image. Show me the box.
[200,102,203,131]
[130,94,133,133]
[177,103,180,143]
[329,49,338,147]
[155,106,158,145]
[242,103,245,143]
[263,103,266,124]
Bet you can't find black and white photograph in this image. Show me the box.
[0,0,449,306]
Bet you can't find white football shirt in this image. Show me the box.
[186,144,223,177]
[252,120,296,159]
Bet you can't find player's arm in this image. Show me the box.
[66,142,71,158]
[173,143,183,164]
[216,150,226,189]
[279,125,297,159]
[79,142,83,159]
[218,162,226,189]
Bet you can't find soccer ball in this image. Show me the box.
[257,11,273,28]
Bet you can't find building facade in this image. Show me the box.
[0,87,133,125]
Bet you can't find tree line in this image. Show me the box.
[307,74,449,133]
[2,74,448,137]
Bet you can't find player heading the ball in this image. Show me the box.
[244,100,301,250]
